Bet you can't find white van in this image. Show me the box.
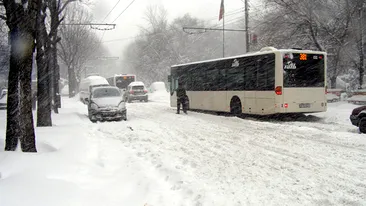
[79,75,109,104]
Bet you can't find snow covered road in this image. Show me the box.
[1,92,366,206]
[97,93,366,205]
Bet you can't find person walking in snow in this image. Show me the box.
[176,82,187,114]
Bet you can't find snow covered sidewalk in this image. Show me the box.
[0,99,181,206]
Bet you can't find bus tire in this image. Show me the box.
[230,96,242,116]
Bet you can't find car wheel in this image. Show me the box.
[359,117,366,133]
[144,98,148,102]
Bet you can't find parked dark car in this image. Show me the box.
[350,105,366,133]
[86,86,127,122]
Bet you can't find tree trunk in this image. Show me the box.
[36,3,52,127]
[68,65,77,98]
[19,32,37,153]
[49,0,62,112]
[50,45,60,113]
[3,0,38,152]
[4,29,21,151]
[359,64,364,89]
[330,76,337,89]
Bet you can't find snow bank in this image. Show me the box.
[348,95,366,102]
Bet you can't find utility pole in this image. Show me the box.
[183,27,246,57]
[245,0,250,53]
[359,3,364,89]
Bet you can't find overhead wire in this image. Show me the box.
[98,0,123,44]
[111,0,137,23]
[102,0,122,22]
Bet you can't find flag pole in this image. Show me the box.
[223,12,225,58]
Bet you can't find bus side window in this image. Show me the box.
[257,54,275,90]
[244,56,257,90]
[191,65,203,91]
[206,67,219,91]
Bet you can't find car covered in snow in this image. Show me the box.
[126,81,148,103]
[350,105,366,133]
[0,88,7,109]
[86,86,127,122]
[148,81,167,93]
[326,93,340,103]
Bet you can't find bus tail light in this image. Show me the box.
[275,86,282,95]
[284,103,289,108]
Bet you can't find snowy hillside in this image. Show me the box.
[0,93,365,206]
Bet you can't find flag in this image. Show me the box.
[219,0,225,21]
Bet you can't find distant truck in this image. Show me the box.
[79,75,109,104]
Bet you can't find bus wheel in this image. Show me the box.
[230,96,242,116]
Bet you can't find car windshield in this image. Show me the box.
[92,88,120,98]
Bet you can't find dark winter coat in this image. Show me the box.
[176,86,186,98]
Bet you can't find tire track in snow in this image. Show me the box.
[94,100,366,206]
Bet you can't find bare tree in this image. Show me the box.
[58,5,102,97]
[35,0,77,126]
[258,0,356,88]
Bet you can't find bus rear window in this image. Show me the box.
[116,76,135,89]
[283,53,325,87]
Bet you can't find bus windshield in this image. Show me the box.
[283,53,325,87]
[115,76,135,89]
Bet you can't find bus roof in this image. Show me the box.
[171,47,326,68]
[113,74,136,77]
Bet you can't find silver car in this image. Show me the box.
[86,86,127,122]
[126,82,148,103]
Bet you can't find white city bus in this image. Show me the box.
[168,47,327,115]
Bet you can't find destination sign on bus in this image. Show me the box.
[300,53,307,61]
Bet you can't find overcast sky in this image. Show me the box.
[90,0,260,59]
